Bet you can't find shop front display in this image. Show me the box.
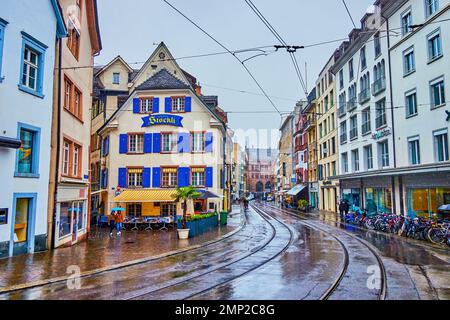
[365,188,392,215]
[407,187,450,219]
[342,188,361,211]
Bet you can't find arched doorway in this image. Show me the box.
[256,181,264,193]
[265,181,272,192]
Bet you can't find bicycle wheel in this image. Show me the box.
[428,228,446,244]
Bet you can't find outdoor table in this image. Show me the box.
[144,217,159,230]
[131,218,142,231]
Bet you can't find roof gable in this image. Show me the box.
[95,55,133,77]
[130,42,193,90]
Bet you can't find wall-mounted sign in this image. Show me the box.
[446,110,450,122]
[372,128,391,140]
[0,208,8,225]
[141,114,184,128]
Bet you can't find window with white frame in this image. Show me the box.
[434,129,449,162]
[405,90,418,117]
[375,98,387,128]
[360,46,367,70]
[408,136,421,165]
[350,115,358,140]
[113,72,120,84]
[62,141,70,176]
[0,19,6,80]
[171,97,185,112]
[22,46,39,91]
[403,46,415,75]
[73,145,80,177]
[427,29,442,62]
[362,108,371,135]
[364,145,373,170]
[127,168,143,188]
[341,152,348,173]
[379,140,390,168]
[339,69,344,89]
[191,132,205,152]
[349,59,354,80]
[374,32,381,57]
[128,134,144,153]
[401,9,413,36]
[425,0,439,18]
[191,167,205,187]
[340,121,347,144]
[161,167,177,187]
[162,133,177,153]
[140,98,153,113]
[430,77,445,108]
[352,149,360,172]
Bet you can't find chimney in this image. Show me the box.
[195,83,202,96]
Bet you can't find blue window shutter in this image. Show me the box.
[119,134,128,154]
[220,169,224,189]
[104,169,108,188]
[105,136,110,155]
[118,168,127,188]
[185,96,192,112]
[143,168,151,188]
[152,167,161,188]
[165,97,171,113]
[153,97,160,113]
[178,167,190,187]
[100,137,104,157]
[152,133,161,153]
[144,133,153,153]
[100,169,104,189]
[133,98,140,113]
[178,133,190,153]
[205,132,213,152]
[205,167,213,188]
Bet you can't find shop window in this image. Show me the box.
[342,189,360,209]
[365,188,392,215]
[161,204,176,217]
[408,188,450,219]
[127,203,142,217]
[59,202,71,238]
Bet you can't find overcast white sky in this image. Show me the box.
[95,0,374,148]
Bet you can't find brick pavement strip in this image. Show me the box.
[0,210,245,294]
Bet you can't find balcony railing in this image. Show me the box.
[350,127,358,140]
[375,114,387,129]
[372,77,386,96]
[362,122,371,135]
[358,89,370,104]
[347,98,357,112]
[338,105,346,117]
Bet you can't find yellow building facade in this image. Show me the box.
[316,52,340,212]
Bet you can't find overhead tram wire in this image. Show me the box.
[341,0,357,28]
[162,0,283,117]
[244,0,308,97]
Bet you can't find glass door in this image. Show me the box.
[13,198,31,256]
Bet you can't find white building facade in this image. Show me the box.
[385,0,450,219]
[0,0,66,257]
[331,11,396,215]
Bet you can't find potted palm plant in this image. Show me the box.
[173,186,201,239]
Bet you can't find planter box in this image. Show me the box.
[177,215,219,238]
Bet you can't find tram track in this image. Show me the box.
[126,204,294,300]
[257,203,387,300]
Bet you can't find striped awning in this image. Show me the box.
[113,189,177,203]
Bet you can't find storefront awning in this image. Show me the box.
[286,185,306,196]
[113,189,177,203]
[197,190,220,199]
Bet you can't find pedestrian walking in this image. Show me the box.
[109,212,116,236]
[115,211,123,236]
[339,200,345,218]
[344,200,350,216]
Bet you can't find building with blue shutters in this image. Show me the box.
[0,0,66,258]
[96,43,229,218]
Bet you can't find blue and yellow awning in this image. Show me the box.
[113,189,177,203]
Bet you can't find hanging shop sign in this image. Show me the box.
[141,114,184,128]
[372,128,391,140]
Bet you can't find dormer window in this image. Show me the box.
[113,72,120,84]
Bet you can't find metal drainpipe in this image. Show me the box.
[51,38,63,249]
[382,11,398,215]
